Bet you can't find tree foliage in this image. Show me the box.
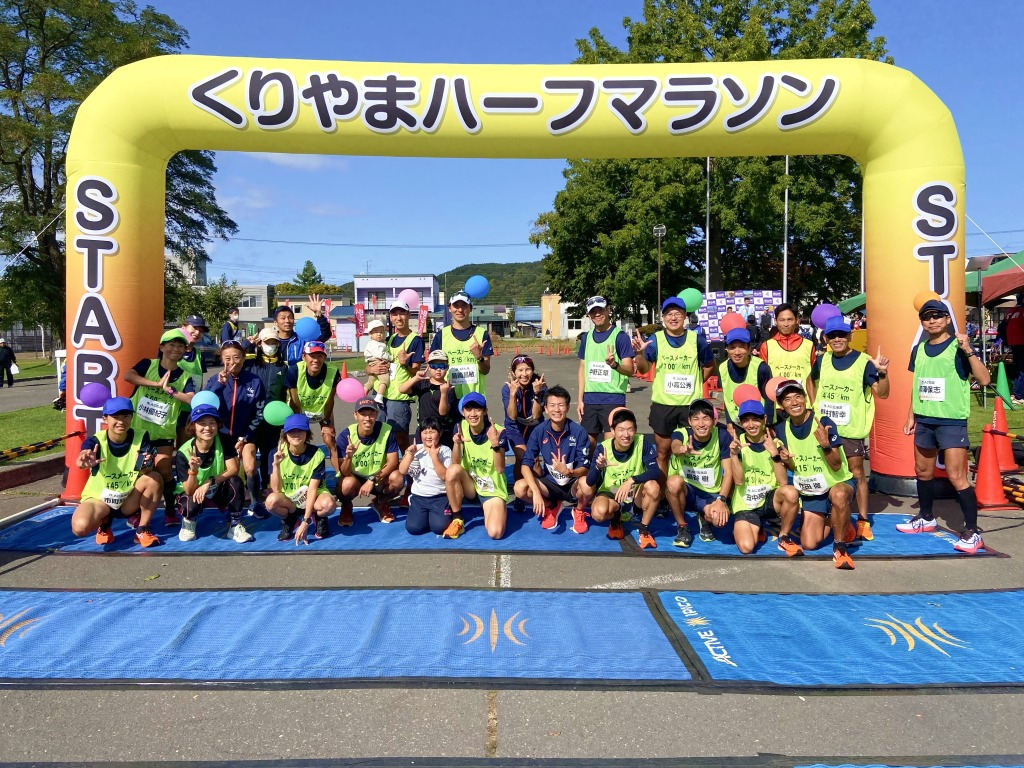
[0,0,236,341]
[165,274,243,329]
[531,0,889,321]
[437,261,547,306]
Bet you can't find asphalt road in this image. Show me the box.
[0,375,57,414]
[1,353,1023,765]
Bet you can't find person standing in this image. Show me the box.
[810,316,890,540]
[176,314,209,392]
[219,307,248,348]
[718,328,773,427]
[286,340,340,449]
[0,338,15,388]
[273,295,332,366]
[577,296,635,446]
[372,299,425,452]
[1001,293,1024,400]
[899,300,991,554]
[758,303,816,400]
[429,291,493,401]
[247,328,289,513]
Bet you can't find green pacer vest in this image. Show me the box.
[817,351,874,439]
[718,358,764,425]
[174,436,227,494]
[912,340,970,420]
[81,430,144,509]
[296,361,338,420]
[765,336,814,382]
[730,434,780,514]
[131,359,189,442]
[384,333,417,402]
[441,325,486,399]
[598,436,646,495]
[458,421,509,501]
[279,448,327,505]
[780,414,852,496]
[178,349,204,391]
[669,427,724,494]
[583,327,629,395]
[652,330,701,406]
[348,423,393,479]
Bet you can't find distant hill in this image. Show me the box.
[437,261,548,306]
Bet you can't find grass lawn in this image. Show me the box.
[968,393,1024,447]
[0,404,68,461]
[12,355,56,380]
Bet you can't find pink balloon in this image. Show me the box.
[398,289,420,309]
[336,377,366,403]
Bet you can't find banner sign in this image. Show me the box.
[354,303,366,337]
[417,304,429,335]
[697,289,783,342]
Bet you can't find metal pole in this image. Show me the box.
[654,224,666,320]
[705,157,711,294]
[783,156,790,304]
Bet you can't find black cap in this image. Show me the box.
[919,299,950,318]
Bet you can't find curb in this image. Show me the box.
[0,455,65,492]
[11,374,57,383]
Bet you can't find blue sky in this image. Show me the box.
[148,0,1024,293]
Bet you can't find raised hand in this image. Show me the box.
[188,446,202,472]
[604,344,616,367]
[305,294,322,316]
[469,337,483,359]
[595,451,609,470]
[273,447,285,466]
[631,329,652,353]
[812,419,831,449]
[552,449,570,477]
[486,423,502,446]
[533,373,546,394]
[344,440,356,460]
[871,345,889,375]
[955,333,973,353]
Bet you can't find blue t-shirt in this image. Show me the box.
[907,337,970,426]
[501,380,548,433]
[643,329,714,366]
[523,418,591,484]
[578,327,635,406]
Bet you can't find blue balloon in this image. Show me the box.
[464,275,490,300]
[294,316,321,342]
[191,391,220,410]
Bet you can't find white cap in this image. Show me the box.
[367,319,386,333]
[390,299,410,312]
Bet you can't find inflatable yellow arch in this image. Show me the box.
[65,55,964,497]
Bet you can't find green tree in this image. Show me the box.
[292,260,325,291]
[531,0,889,319]
[0,0,236,342]
[166,274,242,331]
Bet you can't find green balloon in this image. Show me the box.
[678,288,704,313]
[264,400,292,427]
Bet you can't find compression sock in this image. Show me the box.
[955,486,979,531]
[916,478,936,519]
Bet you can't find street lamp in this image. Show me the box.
[654,224,667,319]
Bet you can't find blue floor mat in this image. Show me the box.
[628,512,1002,558]
[798,765,1024,768]
[661,590,1024,687]
[0,505,626,554]
[0,588,690,684]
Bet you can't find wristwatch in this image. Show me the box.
[771,454,782,463]
[877,372,887,379]
[303,517,314,525]
[716,494,729,504]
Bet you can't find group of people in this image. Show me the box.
[69,289,989,565]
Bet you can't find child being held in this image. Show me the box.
[363,318,393,403]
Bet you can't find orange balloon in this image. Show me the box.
[913,290,941,312]
[732,383,761,406]
[765,376,788,404]
[719,313,747,334]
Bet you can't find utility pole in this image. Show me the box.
[654,224,667,321]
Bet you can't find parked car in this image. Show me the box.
[195,333,221,368]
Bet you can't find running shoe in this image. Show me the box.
[842,521,857,544]
[777,535,804,557]
[339,499,354,527]
[638,524,657,549]
[570,507,589,535]
[315,517,330,539]
[374,498,395,523]
[655,501,670,519]
[442,517,465,539]
[619,502,634,523]
[95,523,114,546]
[698,517,715,543]
[126,513,140,530]
[277,519,295,541]
[757,528,767,544]
[895,514,937,534]
[673,525,693,548]
[249,501,271,520]
[606,520,625,540]
[540,499,560,530]
[953,530,985,555]
[163,507,180,527]
[230,522,254,543]
[855,518,874,541]
[511,498,527,514]
[178,517,198,542]
[832,546,855,570]
[134,527,160,548]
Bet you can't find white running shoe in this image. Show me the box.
[953,530,984,555]
[178,518,197,542]
[229,522,254,543]
[895,515,938,534]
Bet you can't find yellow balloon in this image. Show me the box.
[913,290,941,311]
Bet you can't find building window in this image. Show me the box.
[239,294,263,309]
[568,319,582,331]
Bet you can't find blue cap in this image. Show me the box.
[188,404,221,423]
[459,392,487,411]
[283,414,310,433]
[661,296,687,313]
[725,328,751,344]
[919,299,950,318]
[738,400,766,418]
[102,396,134,416]
[824,316,851,335]
[302,340,326,355]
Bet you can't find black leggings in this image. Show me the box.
[180,476,245,519]
[253,421,282,491]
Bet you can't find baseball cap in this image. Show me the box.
[725,328,751,345]
[459,392,487,411]
[776,379,805,399]
[354,396,380,413]
[102,396,135,416]
[688,398,716,418]
[160,329,188,345]
[389,299,410,312]
[919,299,950,318]
[585,296,608,313]
[283,413,310,433]
[258,327,279,342]
[183,314,207,330]
[738,400,766,418]
[366,319,386,334]
[427,349,449,363]
[189,404,221,423]
[449,291,472,307]
[272,305,294,317]
[661,296,687,313]
[0,338,5,344]
[302,340,326,355]
[824,316,852,335]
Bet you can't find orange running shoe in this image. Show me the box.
[843,521,857,544]
[134,527,160,548]
[442,517,465,539]
[833,547,855,570]
[540,499,560,530]
[374,498,395,523]
[570,507,589,535]
[95,524,114,546]
[777,535,804,557]
[638,525,657,549]
[606,521,625,540]
[856,518,874,541]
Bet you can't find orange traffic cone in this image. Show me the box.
[992,399,1018,472]
[515,345,519,356]
[547,345,552,356]
[976,426,1015,508]
[340,361,348,379]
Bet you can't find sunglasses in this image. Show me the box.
[428,362,449,370]
[220,340,245,351]
[825,332,848,340]
[920,312,946,321]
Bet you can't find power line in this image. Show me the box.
[229,236,532,249]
